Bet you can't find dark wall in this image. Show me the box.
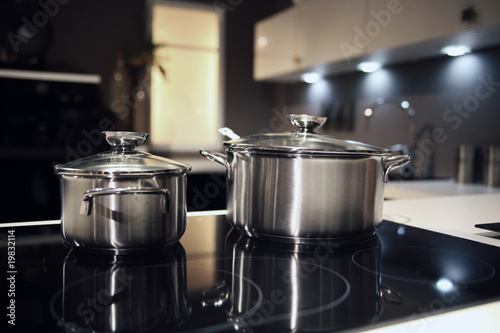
[275,46,500,178]
[222,0,292,136]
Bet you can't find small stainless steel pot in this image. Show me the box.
[54,132,191,252]
[200,114,409,243]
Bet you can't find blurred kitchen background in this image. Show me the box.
[1,0,500,222]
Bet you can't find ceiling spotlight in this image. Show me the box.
[441,45,471,57]
[301,72,321,84]
[357,62,382,73]
[401,101,410,109]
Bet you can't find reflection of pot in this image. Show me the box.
[203,230,387,332]
[59,243,190,332]
[201,114,409,242]
[54,132,191,252]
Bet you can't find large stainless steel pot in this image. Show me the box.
[200,114,409,243]
[54,132,191,252]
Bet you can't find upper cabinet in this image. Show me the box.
[254,0,500,82]
[254,0,365,81]
[254,6,302,81]
[298,0,365,68]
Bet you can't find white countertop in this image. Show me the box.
[365,180,500,333]
[384,192,500,248]
[385,178,500,200]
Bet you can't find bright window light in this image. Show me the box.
[441,45,471,57]
[301,72,321,84]
[357,61,382,73]
[150,3,221,151]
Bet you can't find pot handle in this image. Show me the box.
[199,149,231,178]
[80,187,170,216]
[383,155,411,183]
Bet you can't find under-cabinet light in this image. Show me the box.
[357,62,381,73]
[301,72,321,84]
[441,45,471,57]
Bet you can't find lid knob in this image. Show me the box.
[288,114,327,133]
[103,131,149,152]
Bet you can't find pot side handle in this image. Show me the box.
[199,149,231,175]
[80,187,171,216]
[383,155,411,183]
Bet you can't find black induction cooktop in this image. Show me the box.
[2,214,500,333]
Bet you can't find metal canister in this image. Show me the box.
[482,146,500,187]
[455,145,477,184]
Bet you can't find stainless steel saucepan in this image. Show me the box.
[200,114,409,243]
[54,131,191,252]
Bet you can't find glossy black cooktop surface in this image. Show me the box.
[2,214,500,333]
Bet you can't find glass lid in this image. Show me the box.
[223,114,391,155]
[54,132,192,176]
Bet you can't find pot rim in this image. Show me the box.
[224,144,391,156]
[54,167,191,177]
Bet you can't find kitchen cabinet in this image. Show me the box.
[254,6,301,80]
[363,0,467,54]
[299,0,365,68]
[254,0,364,80]
[254,0,500,82]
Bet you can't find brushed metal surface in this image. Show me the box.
[58,175,187,251]
[226,151,385,240]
